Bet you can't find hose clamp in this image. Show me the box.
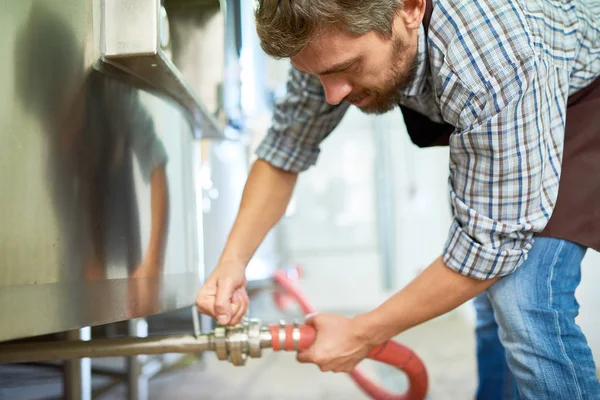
[292,320,300,351]
[279,320,286,350]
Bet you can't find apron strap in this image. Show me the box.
[400,0,455,148]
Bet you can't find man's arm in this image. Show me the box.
[195,159,298,326]
[219,159,298,267]
[357,54,567,341]
[296,255,499,372]
[354,255,498,344]
[226,66,350,264]
[197,65,349,325]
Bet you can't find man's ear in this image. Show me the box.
[399,0,426,31]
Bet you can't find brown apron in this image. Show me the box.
[404,1,600,252]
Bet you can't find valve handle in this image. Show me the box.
[269,324,428,400]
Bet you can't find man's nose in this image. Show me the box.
[319,76,352,105]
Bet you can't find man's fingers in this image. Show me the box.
[214,278,235,325]
[195,283,216,316]
[296,349,313,364]
[230,290,247,326]
[304,312,319,327]
[196,294,212,313]
[235,292,248,324]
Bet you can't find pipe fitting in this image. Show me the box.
[211,318,275,366]
[0,316,429,399]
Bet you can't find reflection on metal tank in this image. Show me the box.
[0,0,219,341]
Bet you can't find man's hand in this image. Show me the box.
[296,313,375,373]
[195,160,298,326]
[196,261,249,326]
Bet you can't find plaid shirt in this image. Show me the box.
[255,0,600,279]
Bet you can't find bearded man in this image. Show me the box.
[196,1,600,398]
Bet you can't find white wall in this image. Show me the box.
[280,107,390,311]
[278,104,452,312]
[264,57,454,313]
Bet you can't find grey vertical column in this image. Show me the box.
[128,318,149,400]
[372,118,398,291]
[63,327,92,400]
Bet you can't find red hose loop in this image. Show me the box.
[272,269,429,400]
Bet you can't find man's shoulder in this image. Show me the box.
[427,0,534,94]
[429,0,589,73]
[429,0,534,60]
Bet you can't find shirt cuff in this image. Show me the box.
[442,219,531,280]
[254,130,320,173]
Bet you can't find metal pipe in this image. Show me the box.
[0,316,429,400]
[0,334,214,364]
[0,318,270,366]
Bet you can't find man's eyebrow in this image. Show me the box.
[314,56,360,75]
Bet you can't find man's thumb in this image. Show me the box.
[304,312,319,327]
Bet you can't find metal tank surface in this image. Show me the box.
[0,0,223,342]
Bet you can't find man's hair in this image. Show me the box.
[255,0,403,59]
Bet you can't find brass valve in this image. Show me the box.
[210,318,306,366]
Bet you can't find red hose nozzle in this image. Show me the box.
[269,323,315,351]
[272,269,429,400]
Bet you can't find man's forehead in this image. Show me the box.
[291,30,360,75]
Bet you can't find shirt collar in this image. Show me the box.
[400,24,428,98]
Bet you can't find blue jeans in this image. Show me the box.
[474,237,600,400]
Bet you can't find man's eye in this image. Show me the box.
[346,63,360,73]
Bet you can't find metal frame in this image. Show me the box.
[372,117,399,291]
[127,319,149,400]
[63,328,92,400]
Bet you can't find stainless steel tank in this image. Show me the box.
[0,0,226,342]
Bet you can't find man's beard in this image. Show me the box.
[347,37,419,115]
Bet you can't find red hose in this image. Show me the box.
[272,268,429,400]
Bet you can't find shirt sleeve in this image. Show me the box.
[255,66,350,172]
[442,54,569,280]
